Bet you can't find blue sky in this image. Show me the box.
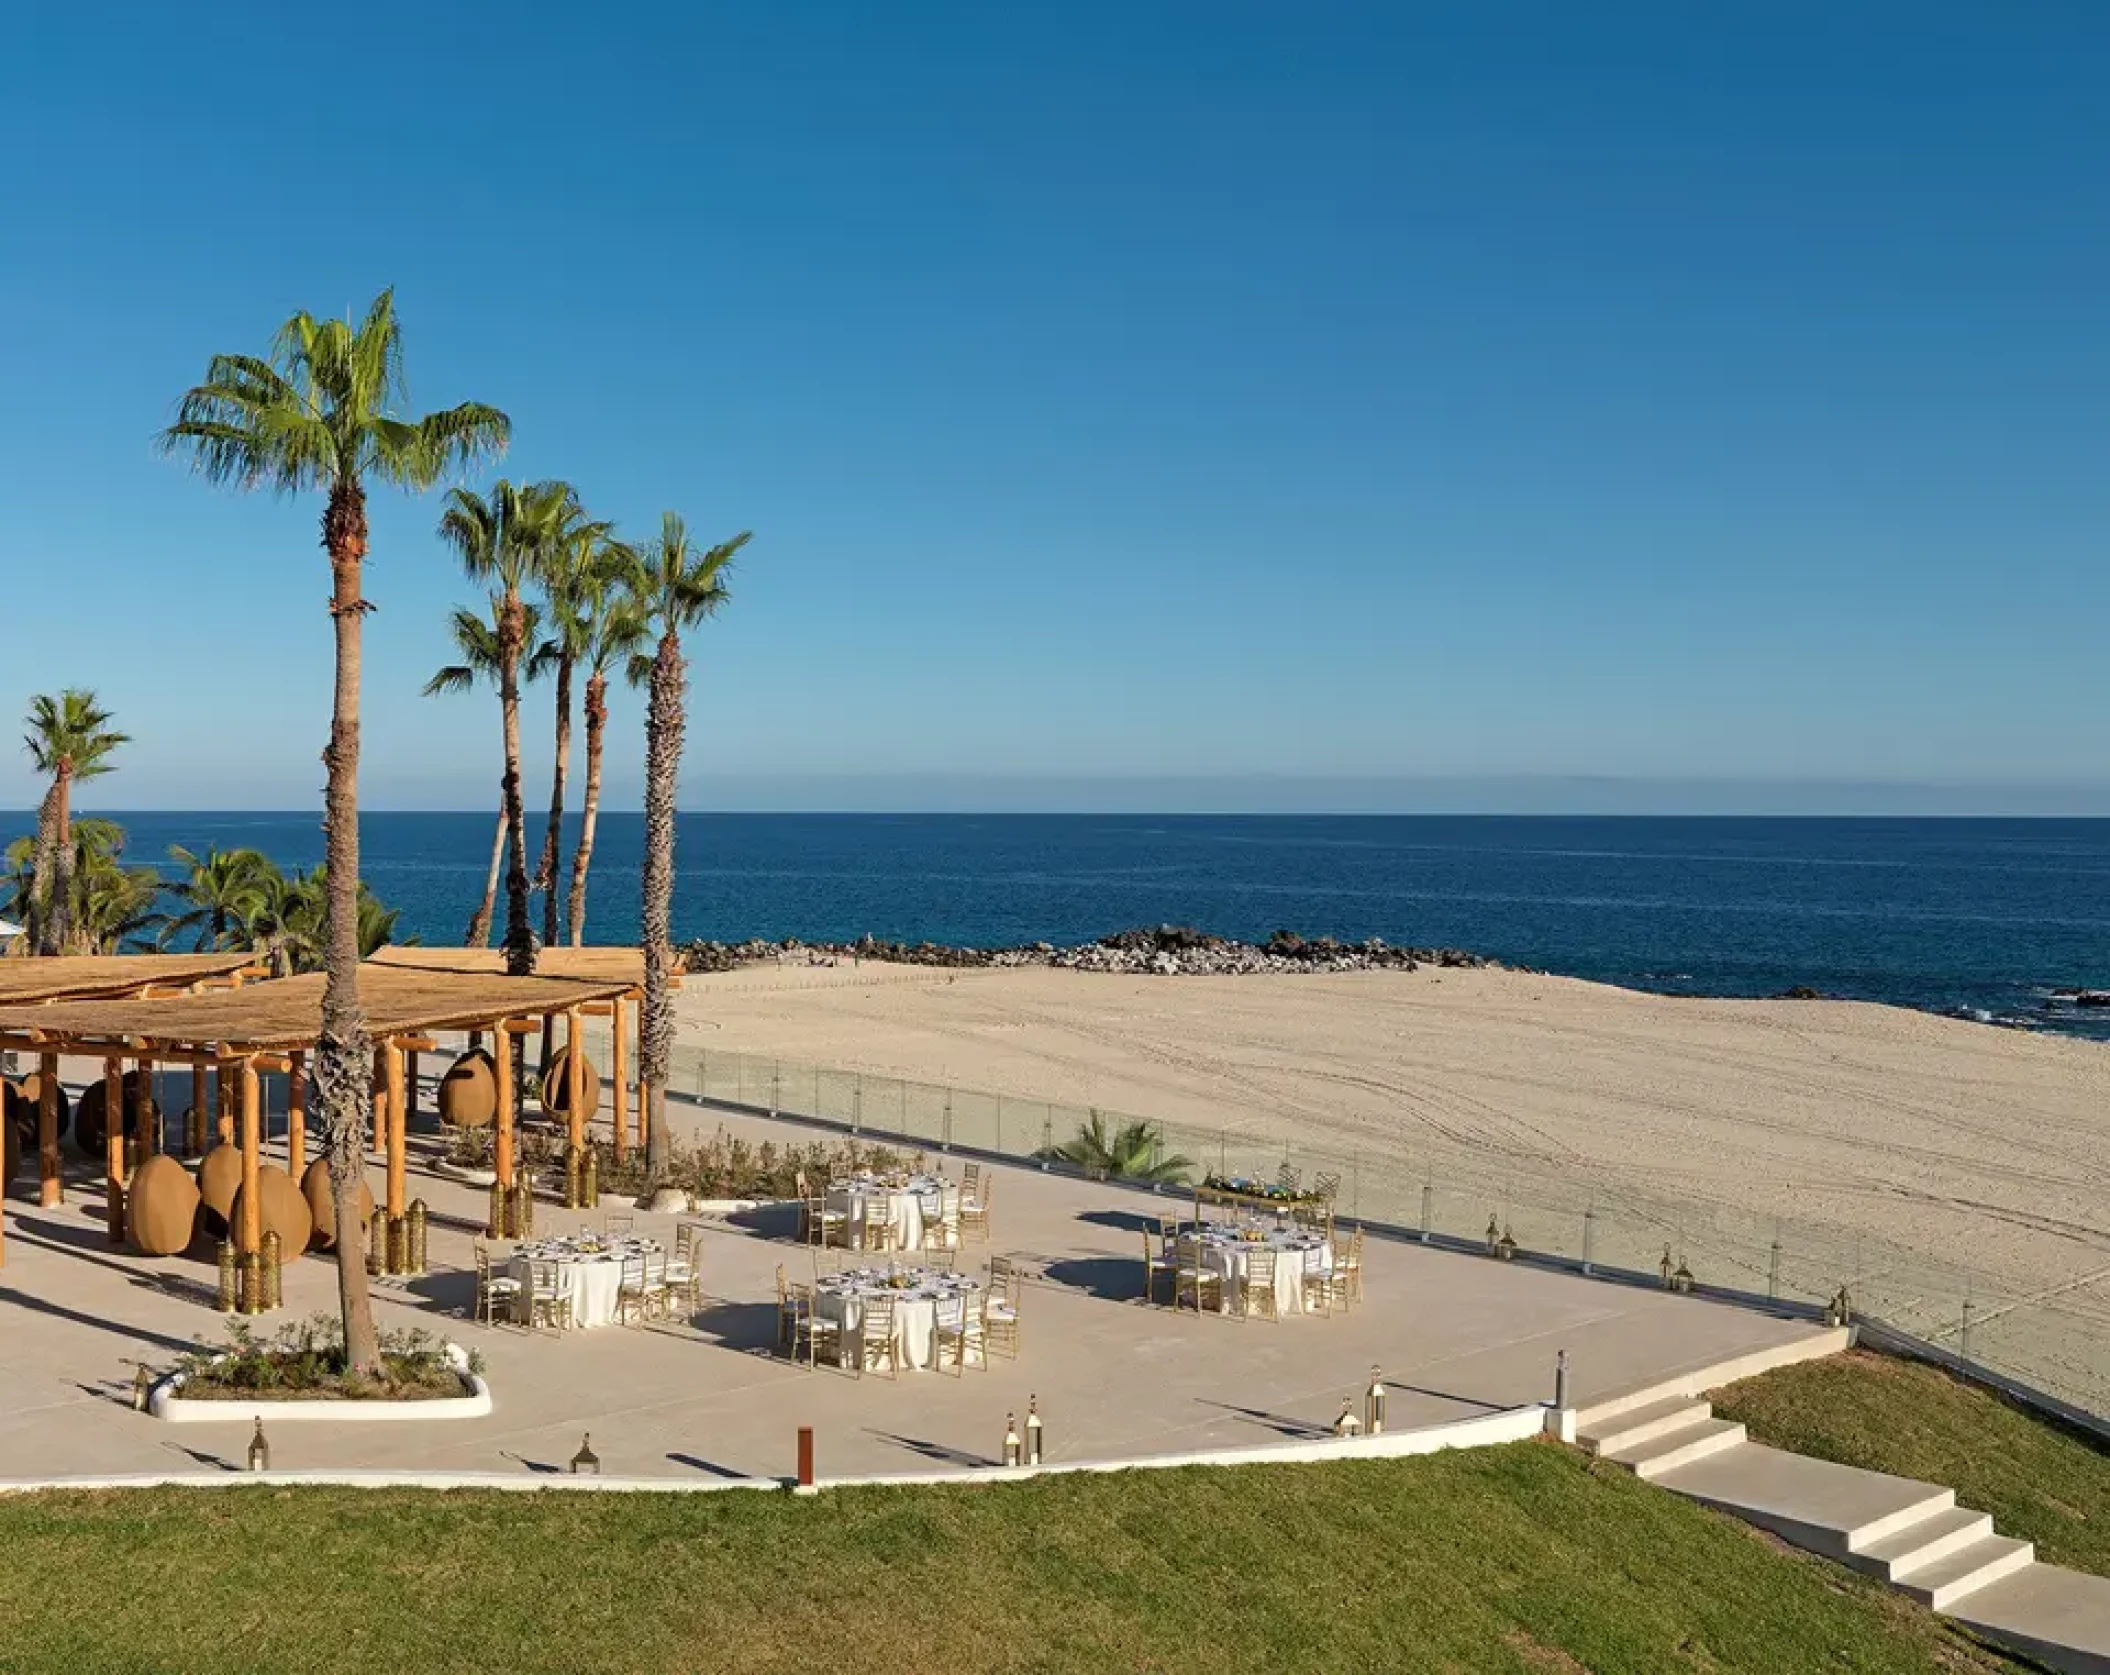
[1,2,2104,813]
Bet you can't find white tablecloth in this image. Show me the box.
[509,1236,661,1329]
[826,1174,951,1252]
[1183,1225,1332,1315]
[814,1267,982,1371]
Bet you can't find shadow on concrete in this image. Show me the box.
[724,1204,800,1241]
[868,1429,998,1470]
[1075,1207,1165,1235]
[162,1440,237,1472]
[500,1450,563,1475]
[666,1451,751,1481]
[1193,1397,1330,1440]
[1040,1256,1146,1303]
[0,1282,203,1357]
[404,1270,479,1318]
[690,1300,781,1355]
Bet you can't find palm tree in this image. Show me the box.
[620,512,749,1173]
[160,288,508,1378]
[6,820,161,954]
[159,845,273,952]
[1039,1113,1194,1184]
[529,498,618,953]
[22,691,128,955]
[438,478,571,978]
[563,569,650,944]
[425,600,542,946]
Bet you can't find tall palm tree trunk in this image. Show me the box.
[499,594,535,977]
[317,478,382,1378]
[50,770,77,953]
[464,803,504,946]
[536,655,573,952]
[29,778,62,955]
[566,672,608,945]
[640,631,683,1173]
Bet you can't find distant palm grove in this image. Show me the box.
[1,288,750,1377]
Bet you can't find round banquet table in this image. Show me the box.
[813,1266,983,1371]
[1181,1223,1332,1315]
[826,1173,951,1252]
[508,1235,660,1329]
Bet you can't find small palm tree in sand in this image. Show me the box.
[619,512,749,1174]
[1042,1114,1194,1184]
[161,287,507,1376]
[22,689,128,955]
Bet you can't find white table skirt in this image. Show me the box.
[814,1286,978,1371]
[1186,1236,1332,1316]
[509,1253,626,1328]
[827,1181,949,1252]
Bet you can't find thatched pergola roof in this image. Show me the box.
[0,952,258,1004]
[0,963,633,1054]
[365,945,677,985]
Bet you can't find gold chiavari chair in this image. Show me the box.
[474,1239,521,1328]
[1142,1228,1175,1306]
[861,1194,899,1255]
[666,1220,705,1315]
[790,1282,842,1370]
[923,1244,959,1272]
[933,1290,985,1375]
[776,1263,798,1350]
[857,1294,899,1380]
[1241,1248,1282,1322]
[1302,1239,1346,1315]
[1174,1235,1224,1316]
[616,1248,671,1326]
[959,1170,993,1242]
[526,1258,573,1333]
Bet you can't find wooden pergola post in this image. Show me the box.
[371,1046,387,1159]
[240,1058,262,1310]
[384,1040,406,1231]
[566,1007,586,1161]
[287,1051,306,1178]
[493,1019,515,1192]
[37,1051,61,1208]
[190,1061,207,1156]
[610,994,629,1161]
[215,1063,233,1146]
[103,1053,125,1245]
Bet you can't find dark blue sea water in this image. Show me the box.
[10,813,2109,1040]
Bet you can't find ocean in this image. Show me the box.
[10,812,2108,1041]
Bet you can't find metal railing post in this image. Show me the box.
[1419,1181,1433,1244]
[942,1089,953,1152]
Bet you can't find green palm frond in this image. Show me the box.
[23,689,128,778]
[160,287,509,498]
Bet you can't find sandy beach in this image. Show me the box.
[673,962,2110,1313]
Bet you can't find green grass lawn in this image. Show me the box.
[1713,1347,2110,1578]
[0,1441,2025,1675]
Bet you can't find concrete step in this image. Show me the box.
[1569,1325,1851,1431]
[1948,1562,2110,1675]
[1653,1441,1954,1560]
[1602,1417,1747,1481]
[1894,1534,2035,1613]
[1851,1503,1994,1582]
[1578,1397,1713,1457]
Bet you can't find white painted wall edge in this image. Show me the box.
[148,1342,493,1424]
[0,1404,1548,1496]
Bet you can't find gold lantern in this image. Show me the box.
[1024,1395,1043,1466]
[246,1418,270,1473]
[408,1199,429,1274]
[487,1179,508,1241]
[1364,1365,1387,1435]
[216,1239,238,1313]
[570,1432,601,1475]
[262,1230,282,1310]
[1002,1413,1022,1467]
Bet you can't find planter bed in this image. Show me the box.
[150,1341,492,1424]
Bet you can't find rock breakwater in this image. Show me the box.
[681,925,1505,977]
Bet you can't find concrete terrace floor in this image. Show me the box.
[0,1089,1832,1485]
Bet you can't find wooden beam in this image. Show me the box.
[287,1051,307,1178]
[389,1035,439,1052]
[578,1001,616,1018]
[610,993,628,1163]
[384,1041,406,1226]
[104,1054,125,1246]
[566,1007,586,1158]
[37,1053,61,1209]
[190,1061,207,1157]
[240,1059,262,1258]
[216,1064,233,1147]
[501,1018,541,1036]
[493,1019,515,1191]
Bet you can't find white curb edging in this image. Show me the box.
[148,1342,492,1424]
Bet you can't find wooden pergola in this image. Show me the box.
[0,953,264,1265]
[0,964,635,1295]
